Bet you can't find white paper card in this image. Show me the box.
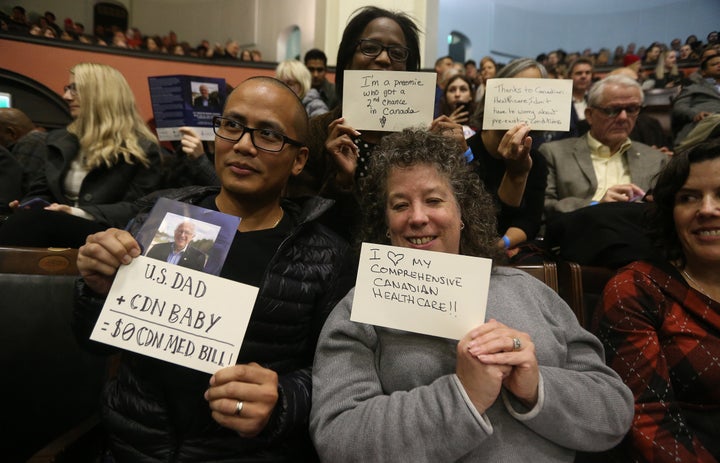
[342,70,436,131]
[482,78,573,131]
[90,256,259,374]
[351,243,492,340]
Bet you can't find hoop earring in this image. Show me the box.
[386,230,391,238]
[460,221,465,230]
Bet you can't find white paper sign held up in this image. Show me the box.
[351,243,492,340]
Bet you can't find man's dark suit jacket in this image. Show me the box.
[146,242,207,271]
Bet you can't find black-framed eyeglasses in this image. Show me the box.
[591,105,641,118]
[356,39,410,62]
[63,83,77,96]
[212,116,304,152]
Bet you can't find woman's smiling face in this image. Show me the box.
[385,164,462,254]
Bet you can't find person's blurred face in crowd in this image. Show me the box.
[645,45,661,62]
[385,164,462,255]
[305,59,327,89]
[702,55,720,80]
[571,63,593,94]
[445,76,472,107]
[680,44,692,60]
[480,59,496,83]
[664,51,677,68]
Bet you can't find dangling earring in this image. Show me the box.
[460,221,465,230]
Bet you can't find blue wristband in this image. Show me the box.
[502,235,511,249]
[590,201,599,206]
[463,147,474,163]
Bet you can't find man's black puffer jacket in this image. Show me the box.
[73,186,355,462]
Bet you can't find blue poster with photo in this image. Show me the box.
[148,75,226,141]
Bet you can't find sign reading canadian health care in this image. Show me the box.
[351,243,492,340]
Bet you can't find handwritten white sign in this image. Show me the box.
[351,243,492,340]
[90,256,259,374]
[342,70,436,132]
[482,78,573,131]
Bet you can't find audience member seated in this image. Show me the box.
[0,107,47,194]
[4,5,30,35]
[0,62,163,248]
[673,54,720,145]
[544,57,594,143]
[304,48,338,110]
[275,59,329,118]
[0,145,22,216]
[475,56,498,102]
[290,6,466,241]
[541,74,668,219]
[593,138,720,462]
[643,50,683,89]
[212,39,240,61]
[439,74,476,136]
[467,58,548,260]
[310,128,634,462]
[73,76,354,461]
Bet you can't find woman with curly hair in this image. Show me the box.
[310,128,633,462]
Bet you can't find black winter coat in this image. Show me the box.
[74,186,355,462]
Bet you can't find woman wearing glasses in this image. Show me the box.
[0,62,162,247]
[289,6,467,240]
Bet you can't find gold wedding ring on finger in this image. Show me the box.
[512,337,522,351]
[235,400,244,416]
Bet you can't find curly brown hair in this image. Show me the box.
[358,128,506,263]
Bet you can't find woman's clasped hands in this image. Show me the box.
[457,318,539,414]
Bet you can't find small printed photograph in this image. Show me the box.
[135,197,241,275]
[191,81,222,110]
[146,214,220,272]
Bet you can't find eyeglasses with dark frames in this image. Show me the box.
[212,116,304,152]
[591,105,642,118]
[356,39,410,62]
[63,83,78,96]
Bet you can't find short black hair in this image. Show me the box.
[304,48,328,66]
[334,6,421,104]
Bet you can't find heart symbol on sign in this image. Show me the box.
[387,251,404,266]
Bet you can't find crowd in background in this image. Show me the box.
[2,4,717,69]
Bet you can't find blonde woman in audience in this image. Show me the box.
[276,59,329,118]
[0,62,162,247]
[644,50,683,89]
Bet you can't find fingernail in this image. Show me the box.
[121,255,132,265]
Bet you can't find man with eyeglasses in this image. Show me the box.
[304,48,338,110]
[540,74,668,218]
[74,76,354,462]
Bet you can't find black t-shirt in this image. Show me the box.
[199,195,291,287]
